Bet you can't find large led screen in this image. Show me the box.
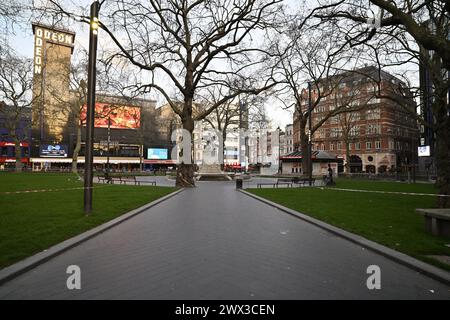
[81,103,141,129]
[418,146,430,157]
[147,148,168,160]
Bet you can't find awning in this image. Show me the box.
[31,157,141,164]
[143,159,177,165]
[280,150,337,161]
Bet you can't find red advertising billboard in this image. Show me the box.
[81,103,141,129]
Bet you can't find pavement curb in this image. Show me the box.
[0,188,184,286]
[238,189,450,287]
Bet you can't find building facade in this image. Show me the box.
[26,22,165,171]
[0,104,32,169]
[157,102,248,170]
[293,66,419,174]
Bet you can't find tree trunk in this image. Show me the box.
[72,125,82,174]
[176,110,196,187]
[435,124,450,208]
[299,121,309,175]
[222,130,227,169]
[344,137,351,174]
[14,138,22,172]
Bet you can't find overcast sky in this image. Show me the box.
[6,0,305,129]
[8,0,415,131]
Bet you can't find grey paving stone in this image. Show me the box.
[1,181,450,299]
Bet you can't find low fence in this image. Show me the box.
[338,172,436,182]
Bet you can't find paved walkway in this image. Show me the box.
[1,181,450,299]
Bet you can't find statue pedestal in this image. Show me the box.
[195,164,232,181]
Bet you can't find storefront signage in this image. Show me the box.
[40,144,68,158]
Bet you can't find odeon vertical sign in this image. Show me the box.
[32,23,75,75]
[31,23,76,144]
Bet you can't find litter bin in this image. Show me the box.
[236,178,243,189]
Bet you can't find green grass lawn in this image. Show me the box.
[0,172,177,269]
[248,179,450,271]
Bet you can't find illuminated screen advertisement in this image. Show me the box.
[81,103,141,129]
[418,145,431,157]
[40,144,68,157]
[147,148,168,160]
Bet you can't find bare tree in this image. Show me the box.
[0,0,25,47]
[273,14,371,175]
[0,52,36,172]
[45,0,282,187]
[313,0,450,206]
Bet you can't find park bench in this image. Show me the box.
[276,178,293,188]
[416,208,450,238]
[302,178,316,186]
[119,176,139,185]
[290,177,316,186]
[98,175,112,184]
[119,176,157,186]
[110,176,123,184]
[257,179,293,188]
[256,181,277,188]
[135,177,157,186]
[98,175,157,186]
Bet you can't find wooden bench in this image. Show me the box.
[276,179,293,188]
[107,176,121,184]
[135,178,157,186]
[257,179,293,188]
[98,175,112,184]
[416,208,450,238]
[257,181,277,188]
[290,177,316,186]
[98,175,157,186]
[119,176,139,185]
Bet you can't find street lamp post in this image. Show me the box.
[83,0,100,214]
[307,82,313,186]
[106,115,111,176]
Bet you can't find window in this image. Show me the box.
[349,126,360,136]
[330,116,339,124]
[355,142,360,150]
[389,140,394,150]
[349,100,359,107]
[318,129,326,138]
[330,128,342,137]
[349,143,352,151]
[330,143,335,151]
[375,140,381,149]
[337,142,342,150]
[314,105,327,113]
[367,96,381,104]
[366,141,372,150]
[366,124,381,135]
[367,108,380,120]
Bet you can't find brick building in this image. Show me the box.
[293,66,419,174]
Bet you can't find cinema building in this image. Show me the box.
[0,104,32,169]
[27,23,168,171]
